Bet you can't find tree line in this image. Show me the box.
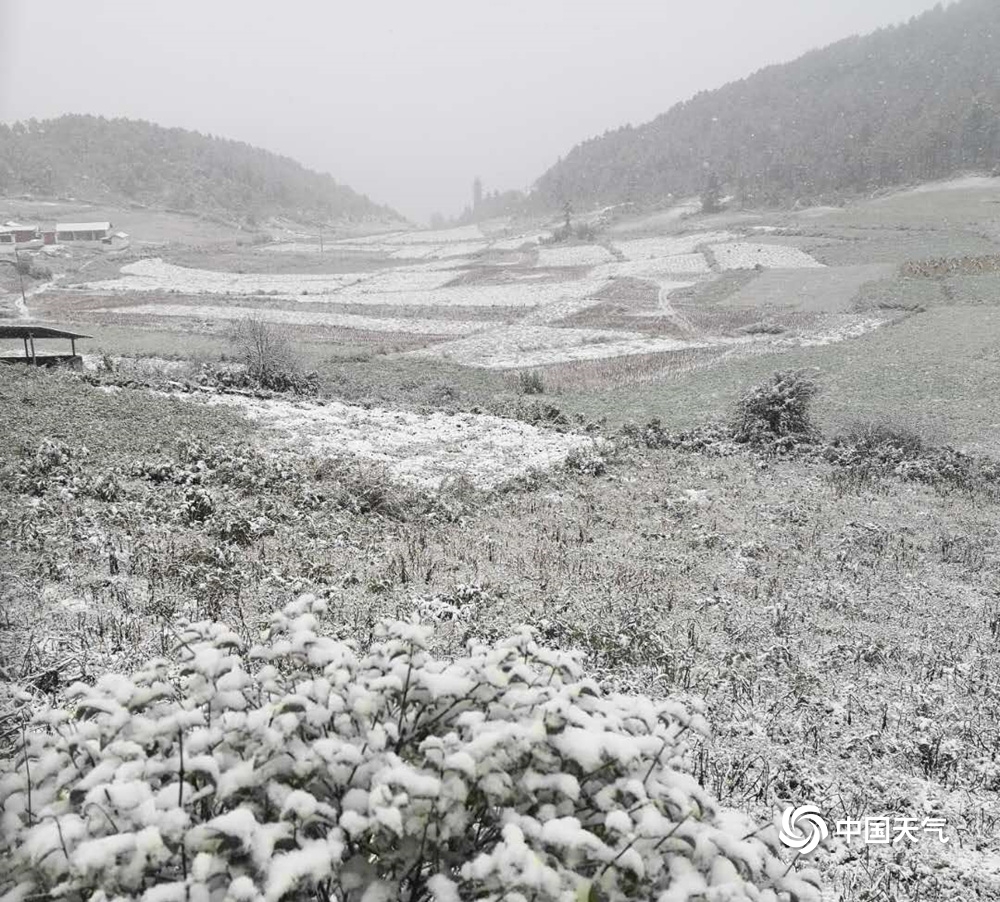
[530,0,1000,212]
[0,114,398,225]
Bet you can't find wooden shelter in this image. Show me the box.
[0,325,90,368]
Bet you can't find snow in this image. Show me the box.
[710,242,824,270]
[778,316,886,347]
[375,224,486,245]
[333,278,608,310]
[389,242,489,260]
[264,242,381,255]
[265,841,337,902]
[490,233,546,251]
[408,324,725,369]
[905,175,1000,194]
[93,303,496,336]
[594,255,709,284]
[196,394,603,489]
[427,875,462,902]
[616,232,736,259]
[83,258,364,296]
[535,245,615,268]
[624,254,710,275]
[82,256,606,311]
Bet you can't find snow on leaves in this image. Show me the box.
[0,595,820,902]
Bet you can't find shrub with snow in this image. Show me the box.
[0,596,820,902]
[732,371,821,450]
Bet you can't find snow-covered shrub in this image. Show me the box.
[824,421,1000,496]
[0,595,820,902]
[732,371,820,450]
[1,439,90,497]
[564,445,607,476]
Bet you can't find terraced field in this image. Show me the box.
[29,207,899,376]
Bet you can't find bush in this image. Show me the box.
[516,370,545,395]
[840,421,924,458]
[200,362,319,396]
[0,595,819,902]
[824,421,1000,496]
[231,316,302,390]
[732,370,820,449]
[564,444,607,476]
[741,322,785,336]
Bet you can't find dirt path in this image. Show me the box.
[656,283,698,337]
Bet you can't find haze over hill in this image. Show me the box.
[1,1,950,221]
[0,115,402,226]
[530,0,998,213]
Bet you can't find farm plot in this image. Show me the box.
[723,263,897,312]
[263,242,381,255]
[88,303,499,336]
[334,277,610,310]
[372,224,486,245]
[615,232,737,259]
[388,242,490,260]
[535,244,615,267]
[489,233,547,251]
[199,393,600,489]
[595,256,711,280]
[606,198,702,234]
[57,224,895,369]
[710,242,825,270]
[81,258,366,296]
[408,323,733,369]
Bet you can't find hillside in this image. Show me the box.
[0,114,401,225]
[532,0,1000,211]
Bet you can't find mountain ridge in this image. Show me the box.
[529,0,1000,212]
[0,114,404,226]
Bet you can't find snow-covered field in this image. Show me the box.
[330,278,609,310]
[408,324,730,369]
[64,219,878,369]
[78,257,606,309]
[388,242,490,260]
[710,242,824,270]
[535,245,615,267]
[200,393,601,489]
[616,232,736,260]
[490,233,547,251]
[83,259,364,296]
[91,303,498,336]
[596,256,710,280]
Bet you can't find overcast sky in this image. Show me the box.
[0,0,954,222]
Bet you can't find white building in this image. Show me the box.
[55,221,112,242]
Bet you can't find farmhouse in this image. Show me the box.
[0,222,41,247]
[56,221,112,242]
[0,324,89,368]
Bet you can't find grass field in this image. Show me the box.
[5,182,1000,899]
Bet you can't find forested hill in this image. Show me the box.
[0,115,401,224]
[532,0,1000,211]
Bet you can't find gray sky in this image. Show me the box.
[1,0,952,223]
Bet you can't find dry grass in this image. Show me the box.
[3,364,1000,896]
